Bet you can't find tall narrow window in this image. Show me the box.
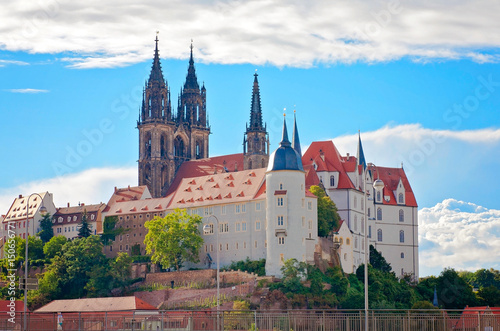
[277,216,284,226]
[377,229,383,242]
[377,207,382,220]
[399,193,404,204]
[330,175,335,187]
[377,191,381,202]
[400,230,405,243]
[399,209,404,222]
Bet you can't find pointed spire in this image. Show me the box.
[184,40,199,90]
[249,70,264,130]
[280,111,291,147]
[292,109,302,156]
[433,286,439,307]
[148,33,165,84]
[357,130,366,171]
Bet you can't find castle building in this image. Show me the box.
[138,37,209,198]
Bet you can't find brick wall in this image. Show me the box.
[145,269,257,287]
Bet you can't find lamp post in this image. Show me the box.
[364,173,384,331]
[203,215,220,330]
[23,193,47,331]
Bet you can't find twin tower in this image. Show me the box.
[138,37,269,197]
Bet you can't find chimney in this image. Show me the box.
[346,153,350,161]
[19,194,22,199]
[114,187,117,192]
[81,203,85,206]
[128,185,130,190]
[67,202,70,207]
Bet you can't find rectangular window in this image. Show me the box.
[277,216,284,226]
[308,220,313,230]
[278,236,285,245]
[241,204,246,213]
[236,222,241,232]
[235,205,240,214]
[243,242,246,249]
[254,240,258,248]
[204,245,208,252]
[236,242,239,249]
[277,197,284,206]
[280,253,284,264]
[221,205,227,215]
[242,222,247,232]
[255,202,261,211]
[210,244,214,252]
[220,223,229,233]
[219,243,222,251]
[255,221,261,231]
[307,201,312,210]
[206,223,214,234]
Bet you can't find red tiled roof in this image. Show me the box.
[302,141,355,190]
[165,154,244,196]
[369,165,418,207]
[454,306,500,329]
[104,186,150,212]
[167,168,266,209]
[0,300,25,312]
[34,296,157,313]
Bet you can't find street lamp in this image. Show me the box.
[364,173,384,331]
[203,215,220,330]
[23,193,47,331]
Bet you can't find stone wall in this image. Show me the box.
[145,269,257,287]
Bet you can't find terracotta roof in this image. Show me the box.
[165,153,245,196]
[105,196,172,217]
[454,306,500,329]
[34,296,157,313]
[55,203,105,215]
[369,165,418,207]
[168,168,266,209]
[3,192,50,222]
[104,186,150,212]
[302,141,355,190]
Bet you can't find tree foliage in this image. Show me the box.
[77,210,92,238]
[101,216,128,245]
[225,258,266,276]
[37,213,53,243]
[369,245,393,274]
[144,208,203,270]
[43,236,68,260]
[309,185,341,237]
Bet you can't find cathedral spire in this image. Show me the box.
[292,110,301,156]
[183,40,199,90]
[148,33,165,84]
[249,71,264,130]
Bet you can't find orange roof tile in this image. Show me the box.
[369,165,417,207]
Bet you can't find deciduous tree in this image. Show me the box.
[309,185,340,237]
[144,209,203,270]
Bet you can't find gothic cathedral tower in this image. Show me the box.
[138,37,209,198]
[243,73,269,170]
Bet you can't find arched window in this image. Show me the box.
[339,237,343,244]
[400,230,405,243]
[330,175,335,187]
[160,135,167,159]
[399,193,404,204]
[377,207,382,220]
[401,252,405,258]
[377,190,381,202]
[174,136,185,157]
[261,158,266,168]
[346,238,350,245]
[196,141,201,159]
[399,209,404,222]
[248,159,253,169]
[377,229,383,242]
[145,133,152,158]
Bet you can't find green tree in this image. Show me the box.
[436,268,478,309]
[43,236,68,260]
[369,245,393,273]
[37,213,53,243]
[101,216,128,245]
[27,236,45,262]
[110,252,133,289]
[309,185,341,237]
[280,258,307,293]
[77,209,92,238]
[477,286,500,306]
[144,209,203,270]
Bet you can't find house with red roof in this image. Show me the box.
[53,202,106,239]
[302,135,419,278]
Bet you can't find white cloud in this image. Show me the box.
[0,59,29,67]
[0,167,136,215]
[6,88,49,93]
[0,0,499,68]
[418,198,500,277]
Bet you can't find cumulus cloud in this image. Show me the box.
[418,199,500,277]
[6,88,49,93]
[0,0,499,68]
[0,167,136,215]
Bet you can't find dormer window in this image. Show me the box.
[376,191,381,202]
[330,175,335,187]
[398,193,404,204]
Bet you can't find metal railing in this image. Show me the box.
[2,309,499,331]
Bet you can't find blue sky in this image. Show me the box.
[1,0,499,276]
